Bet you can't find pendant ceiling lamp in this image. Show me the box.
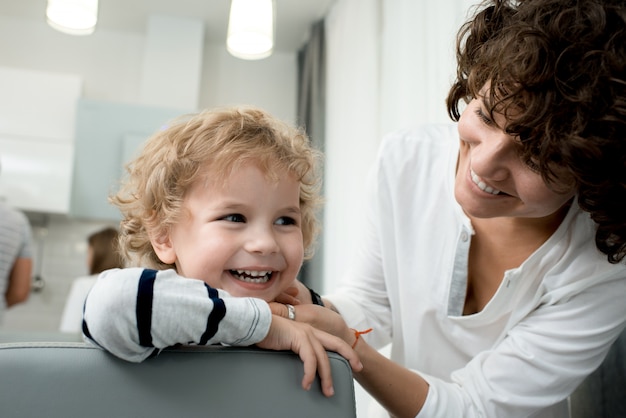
[46,0,98,36]
[227,0,274,60]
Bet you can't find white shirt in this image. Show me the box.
[0,202,33,318]
[326,124,626,418]
[59,275,98,333]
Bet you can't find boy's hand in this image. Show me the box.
[274,280,311,305]
[256,314,362,397]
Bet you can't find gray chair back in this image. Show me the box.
[0,342,356,418]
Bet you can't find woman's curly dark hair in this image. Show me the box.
[447,0,626,263]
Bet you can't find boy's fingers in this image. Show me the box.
[274,287,301,305]
[284,286,300,297]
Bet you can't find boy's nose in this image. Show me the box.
[244,227,280,255]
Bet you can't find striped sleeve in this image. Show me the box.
[82,268,272,363]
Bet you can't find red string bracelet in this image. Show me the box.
[351,328,373,349]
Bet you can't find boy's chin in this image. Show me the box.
[224,286,278,303]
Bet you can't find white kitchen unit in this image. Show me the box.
[70,99,190,221]
[0,66,82,213]
[0,137,74,213]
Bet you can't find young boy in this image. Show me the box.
[82,106,361,397]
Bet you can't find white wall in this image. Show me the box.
[0,15,297,120]
[0,14,298,331]
[322,0,471,294]
[0,16,144,103]
[200,44,297,123]
[323,1,474,416]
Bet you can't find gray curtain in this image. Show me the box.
[569,328,626,417]
[296,20,325,291]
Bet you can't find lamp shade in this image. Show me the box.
[227,0,274,60]
[46,0,98,36]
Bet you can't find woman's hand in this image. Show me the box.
[270,304,427,417]
[256,314,362,397]
[269,303,355,346]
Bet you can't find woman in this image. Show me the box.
[60,227,123,333]
[277,0,626,416]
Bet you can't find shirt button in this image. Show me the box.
[461,231,469,242]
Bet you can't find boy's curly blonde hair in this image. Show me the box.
[111,106,323,270]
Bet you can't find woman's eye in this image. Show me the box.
[275,216,297,226]
[474,108,494,126]
[525,158,540,173]
[221,214,246,223]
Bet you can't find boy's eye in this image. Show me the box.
[275,216,297,226]
[221,214,246,223]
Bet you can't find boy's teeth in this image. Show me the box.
[241,270,269,276]
[232,270,272,283]
[470,169,501,195]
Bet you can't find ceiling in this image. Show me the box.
[0,0,336,53]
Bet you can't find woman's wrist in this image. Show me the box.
[350,328,373,349]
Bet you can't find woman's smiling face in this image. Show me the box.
[455,95,575,221]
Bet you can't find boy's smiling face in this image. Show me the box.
[151,161,304,302]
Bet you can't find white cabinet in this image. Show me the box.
[0,137,74,213]
[69,99,189,220]
[0,66,82,213]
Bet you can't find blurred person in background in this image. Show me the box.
[0,160,33,325]
[59,227,122,333]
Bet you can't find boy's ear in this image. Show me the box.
[150,228,177,265]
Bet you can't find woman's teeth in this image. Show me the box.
[231,270,272,283]
[470,169,501,195]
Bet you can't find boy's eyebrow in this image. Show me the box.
[283,206,302,215]
[219,202,247,210]
[216,202,301,215]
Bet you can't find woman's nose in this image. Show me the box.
[470,135,513,182]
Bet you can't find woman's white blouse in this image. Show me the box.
[326,124,626,418]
